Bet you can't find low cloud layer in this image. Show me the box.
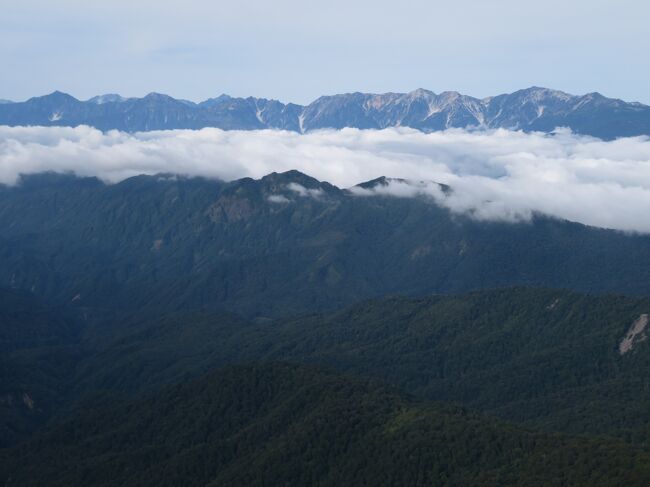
[2,125,650,232]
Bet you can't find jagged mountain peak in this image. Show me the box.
[494,87,574,104]
[29,91,79,103]
[354,175,450,194]
[48,90,74,97]
[260,169,325,187]
[407,88,436,98]
[198,94,233,108]
[260,170,342,198]
[355,176,403,189]
[437,90,464,100]
[87,94,128,104]
[143,92,177,101]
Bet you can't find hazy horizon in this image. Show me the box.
[1,84,644,106]
[2,0,649,104]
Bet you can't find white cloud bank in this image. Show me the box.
[2,125,650,232]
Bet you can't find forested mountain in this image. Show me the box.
[3,364,650,487]
[1,87,649,138]
[3,286,650,448]
[3,171,650,484]
[68,288,650,443]
[3,171,650,318]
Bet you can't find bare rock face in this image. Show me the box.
[207,195,255,223]
[619,314,648,355]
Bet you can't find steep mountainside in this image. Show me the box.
[1,87,648,138]
[3,364,649,487]
[2,172,650,317]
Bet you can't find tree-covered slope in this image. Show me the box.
[3,172,650,317]
[44,288,644,446]
[0,289,81,447]
[252,288,650,441]
[2,364,649,487]
[0,288,78,352]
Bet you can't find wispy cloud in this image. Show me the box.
[2,125,650,232]
[287,182,324,198]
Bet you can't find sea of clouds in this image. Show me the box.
[2,125,650,232]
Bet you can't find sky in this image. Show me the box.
[2,0,650,104]
[3,125,650,233]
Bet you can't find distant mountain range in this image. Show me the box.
[1,87,649,139]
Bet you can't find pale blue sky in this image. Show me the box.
[2,0,649,104]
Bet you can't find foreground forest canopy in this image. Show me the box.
[2,284,650,484]
[4,364,650,486]
[2,172,650,484]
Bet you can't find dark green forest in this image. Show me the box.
[3,172,650,485]
[3,172,650,317]
[3,364,650,486]
[3,286,650,484]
